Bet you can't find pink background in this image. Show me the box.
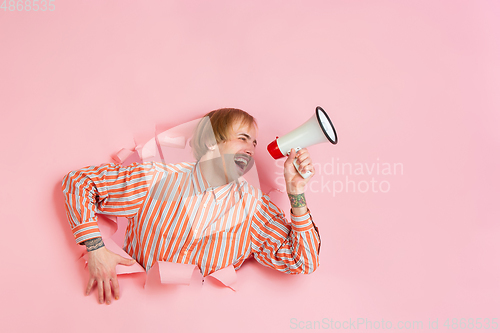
[1,1,499,332]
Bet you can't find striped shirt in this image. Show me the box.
[62,161,321,276]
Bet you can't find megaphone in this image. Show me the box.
[267,106,338,178]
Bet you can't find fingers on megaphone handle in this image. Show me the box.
[286,147,302,157]
[293,159,312,179]
[285,147,294,161]
[287,148,312,179]
[285,147,299,166]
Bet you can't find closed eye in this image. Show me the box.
[238,133,257,147]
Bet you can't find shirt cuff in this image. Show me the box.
[290,209,321,254]
[72,221,102,244]
[289,209,314,232]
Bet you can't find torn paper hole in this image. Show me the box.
[95,215,118,240]
[137,137,157,161]
[112,148,134,164]
[157,135,186,149]
[94,116,278,291]
[206,264,238,291]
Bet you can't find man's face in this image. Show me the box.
[216,118,258,182]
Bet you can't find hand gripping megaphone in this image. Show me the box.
[267,106,338,178]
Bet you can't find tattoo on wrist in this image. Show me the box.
[84,237,105,252]
[288,193,307,208]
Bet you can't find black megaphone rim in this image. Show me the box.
[315,106,338,145]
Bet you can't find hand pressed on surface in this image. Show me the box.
[86,245,136,304]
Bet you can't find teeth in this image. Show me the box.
[235,157,248,166]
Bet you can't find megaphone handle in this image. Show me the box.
[289,147,313,179]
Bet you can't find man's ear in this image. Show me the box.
[206,143,217,151]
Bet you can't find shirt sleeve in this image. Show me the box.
[250,194,321,274]
[61,162,157,245]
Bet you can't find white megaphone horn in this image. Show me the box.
[267,106,338,178]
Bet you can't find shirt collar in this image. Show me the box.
[192,162,247,201]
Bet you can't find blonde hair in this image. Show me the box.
[190,108,257,160]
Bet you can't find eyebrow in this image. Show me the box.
[238,133,258,146]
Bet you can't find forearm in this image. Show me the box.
[62,163,151,245]
[251,194,320,274]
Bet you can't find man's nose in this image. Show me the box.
[245,144,255,156]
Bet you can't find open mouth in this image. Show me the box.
[234,154,253,173]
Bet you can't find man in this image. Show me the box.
[62,108,320,304]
